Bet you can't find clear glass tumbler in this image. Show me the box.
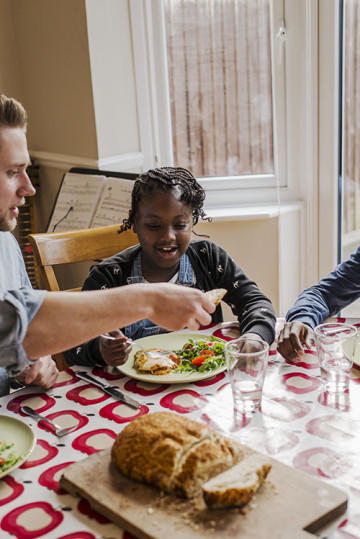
[314,322,358,393]
[225,337,269,413]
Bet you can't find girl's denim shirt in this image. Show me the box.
[125,251,195,340]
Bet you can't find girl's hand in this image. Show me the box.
[99,330,132,367]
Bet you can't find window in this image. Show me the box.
[130,0,288,207]
[163,0,274,179]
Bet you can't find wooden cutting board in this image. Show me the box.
[60,448,347,538]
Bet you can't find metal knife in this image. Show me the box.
[76,371,140,409]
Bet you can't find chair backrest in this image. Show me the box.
[28,224,139,292]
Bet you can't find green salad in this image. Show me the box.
[0,441,21,473]
[174,336,226,374]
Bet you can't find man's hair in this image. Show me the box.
[120,167,211,232]
[0,93,27,130]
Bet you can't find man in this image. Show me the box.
[0,93,214,396]
[277,246,360,361]
[0,93,58,394]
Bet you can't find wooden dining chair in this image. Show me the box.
[28,224,138,292]
[28,224,139,369]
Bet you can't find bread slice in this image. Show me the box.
[202,452,271,508]
[111,412,244,498]
[205,288,227,306]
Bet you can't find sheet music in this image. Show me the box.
[47,173,107,232]
[91,177,134,228]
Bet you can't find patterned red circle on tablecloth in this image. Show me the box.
[31,410,88,436]
[0,476,24,506]
[66,383,109,405]
[124,378,168,395]
[285,350,319,370]
[58,533,97,539]
[72,429,118,455]
[261,397,311,421]
[212,324,239,341]
[201,411,252,430]
[194,372,226,386]
[305,414,356,442]
[282,372,321,393]
[99,402,148,423]
[7,393,56,414]
[52,369,78,388]
[160,390,208,413]
[238,426,299,455]
[20,439,58,468]
[92,366,124,381]
[1,501,63,537]
[293,447,351,479]
[38,461,75,494]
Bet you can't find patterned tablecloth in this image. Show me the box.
[1,319,360,539]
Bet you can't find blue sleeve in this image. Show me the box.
[0,288,46,377]
[286,246,360,328]
[9,233,32,288]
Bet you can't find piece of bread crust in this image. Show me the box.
[111,412,245,498]
[204,288,227,306]
[202,452,272,508]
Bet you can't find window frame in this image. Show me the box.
[130,0,289,205]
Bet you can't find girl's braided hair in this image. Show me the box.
[119,167,211,233]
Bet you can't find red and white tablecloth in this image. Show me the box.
[1,320,360,538]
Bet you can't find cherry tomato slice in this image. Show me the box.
[191,355,207,366]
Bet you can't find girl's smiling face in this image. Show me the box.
[133,188,193,282]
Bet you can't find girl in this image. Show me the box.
[65,167,276,367]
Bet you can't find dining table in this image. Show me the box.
[1,318,360,539]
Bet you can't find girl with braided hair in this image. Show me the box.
[65,167,276,368]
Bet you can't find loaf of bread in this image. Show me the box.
[111,412,245,498]
[202,452,272,508]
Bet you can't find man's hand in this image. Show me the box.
[17,355,59,389]
[99,330,132,367]
[277,321,315,361]
[148,284,215,331]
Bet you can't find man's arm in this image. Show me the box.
[23,283,215,358]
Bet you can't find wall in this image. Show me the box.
[0,0,20,96]
[195,208,302,318]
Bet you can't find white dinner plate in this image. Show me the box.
[117,332,227,384]
[0,415,36,478]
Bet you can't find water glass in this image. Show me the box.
[314,322,358,393]
[225,338,269,413]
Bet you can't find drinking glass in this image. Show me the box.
[225,338,269,413]
[314,322,358,393]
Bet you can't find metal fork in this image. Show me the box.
[102,331,171,358]
[20,406,77,437]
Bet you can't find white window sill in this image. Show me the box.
[205,202,303,222]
